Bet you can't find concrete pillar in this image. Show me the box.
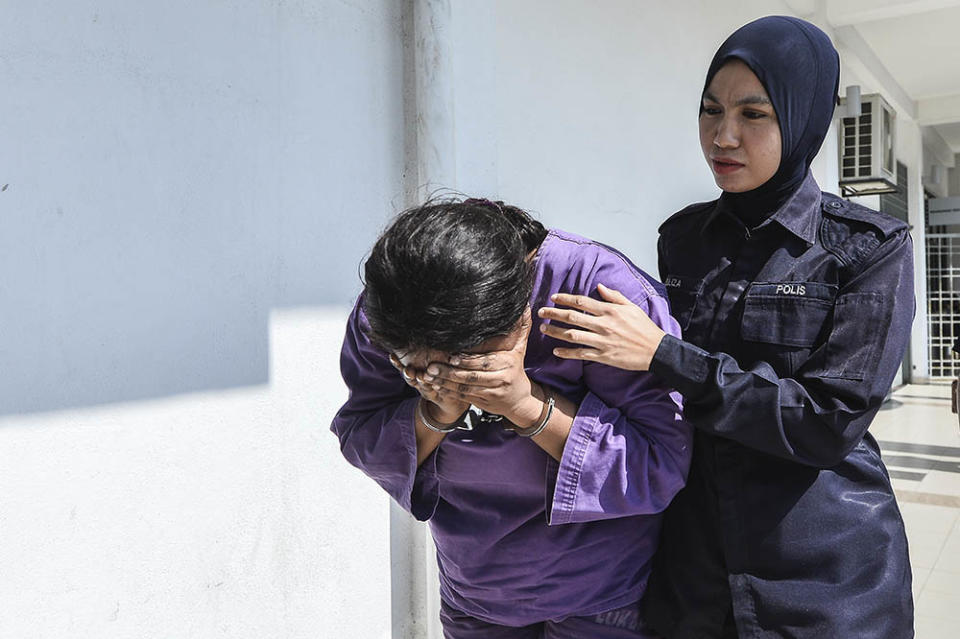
[414,0,456,196]
[391,2,454,638]
[390,501,437,639]
[951,153,960,196]
[908,142,930,382]
[393,2,501,635]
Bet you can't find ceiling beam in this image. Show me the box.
[832,25,917,119]
[828,0,960,26]
[782,0,819,17]
[922,126,957,165]
[918,93,960,126]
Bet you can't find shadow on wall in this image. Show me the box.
[0,0,405,416]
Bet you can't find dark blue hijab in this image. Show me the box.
[703,16,840,225]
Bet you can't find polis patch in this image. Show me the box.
[775,283,806,296]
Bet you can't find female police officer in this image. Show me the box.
[539,16,914,638]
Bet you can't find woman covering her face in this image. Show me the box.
[541,16,914,638]
[331,199,692,637]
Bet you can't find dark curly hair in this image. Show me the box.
[362,197,548,354]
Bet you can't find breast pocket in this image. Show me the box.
[740,282,837,367]
[663,274,705,332]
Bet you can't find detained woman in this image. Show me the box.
[539,16,914,638]
[331,198,691,638]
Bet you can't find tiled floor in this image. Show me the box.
[873,384,960,638]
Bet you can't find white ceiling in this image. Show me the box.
[787,0,960,152]
[855,5,960,100]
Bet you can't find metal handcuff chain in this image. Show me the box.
[416,400,481,433]
[416,393,555,438]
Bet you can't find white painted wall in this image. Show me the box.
[0,1,402,637]
[0,0,405,416]
[921,128,955,199]
[0,308,388,638]
[897,117,930,383]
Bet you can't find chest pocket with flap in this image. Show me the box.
[740,282,838,347]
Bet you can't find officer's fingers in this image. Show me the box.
[551,345,601,362]
[537,307,602,332]
[596,283,632,305]
[540,323,604,348]
[549,293,605,316]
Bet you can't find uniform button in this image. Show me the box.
[828,201,842,209]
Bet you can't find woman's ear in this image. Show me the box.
[521,305,532,328]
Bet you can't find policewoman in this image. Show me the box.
[539,16,914,638]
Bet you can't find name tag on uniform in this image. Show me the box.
[775,283,806,296]
[746,281,837,302]
[665,277,683,288]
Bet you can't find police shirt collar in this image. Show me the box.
[703,172,820,245]
[768,172,821,245]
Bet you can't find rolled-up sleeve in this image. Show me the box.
[549,275,692,525]
[330,299,440,521]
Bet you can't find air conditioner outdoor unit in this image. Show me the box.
[837,93,898,196]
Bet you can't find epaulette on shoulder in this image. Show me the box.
[820,192,907,239]
[658,200,716,234]
[820,193,908,269]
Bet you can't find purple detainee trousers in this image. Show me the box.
[440,600,661,639]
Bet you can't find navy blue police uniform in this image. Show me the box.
[644,173,915,638]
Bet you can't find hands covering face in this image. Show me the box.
[389,351,470,422]
[389,308,535,423]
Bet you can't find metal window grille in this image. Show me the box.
[926,232,960,378]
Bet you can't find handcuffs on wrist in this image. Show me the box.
[416,391,554,438]
[502,395,555,438]
[416,400,483,433]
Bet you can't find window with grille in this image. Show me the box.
[926,233,960,378]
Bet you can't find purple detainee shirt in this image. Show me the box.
[332,229,692,627]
